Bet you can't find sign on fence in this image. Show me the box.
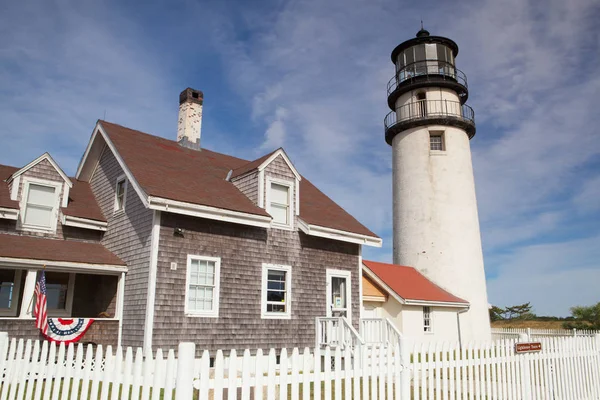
[515,341,542,353]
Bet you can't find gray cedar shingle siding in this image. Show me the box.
[153,214,359,355]
[231,172,259,206]
[0,320,119,346]
[89,148,153,348]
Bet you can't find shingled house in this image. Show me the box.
[0,88,382,353]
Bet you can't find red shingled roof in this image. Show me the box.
[0,164,19,210]
[0,234,125,266]
[363,260,468,304]
[62,179,107,222]
[100,121,378,238]
[230,149,278,179]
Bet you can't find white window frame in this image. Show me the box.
[261,263,292,319]
[19,177,62,233]
[429,131,445,152]
[326,269,352,322]
[184,255,221,318]
[265,177,294,230]
[423,306,433,333]
[44,272,75,318]
[0,269,23,317]
[113,174,128,214]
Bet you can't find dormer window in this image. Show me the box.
[114,175,127,213]
[267,178,293,229]
[20,178,61,232]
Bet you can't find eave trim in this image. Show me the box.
[61,214,108,231]
[298,218,382,247]
[0,256,127,274]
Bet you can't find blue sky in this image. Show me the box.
[1,0,599,316]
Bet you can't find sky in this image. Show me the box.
[1,0,599,317]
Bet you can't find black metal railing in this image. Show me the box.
[387,60,468,97]
[384,99,475,131]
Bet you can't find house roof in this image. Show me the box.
[362,275,387,301]
[62,180,107,222]
[99,121,378,238]
[362,260,468,305]
[0,234,125,266]
[230,149,278,179]
[0,164,19,210]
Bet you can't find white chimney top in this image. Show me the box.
[177,88,203,150]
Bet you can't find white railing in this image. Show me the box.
[408,335,600,399]
[361,318,403,347]
[315,317,365,350]
[492,327,600,340]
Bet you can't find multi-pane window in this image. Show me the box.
[269,182,291,226]
[114,176,127,212]
[0,269,22,317]
[423,306,432,332]
[23,183,57,229]
[185,256,220,317]
[262,264,291,319]
[430,133,444,151]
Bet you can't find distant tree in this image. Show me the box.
[563,302,600,330]
[489,305,505,321]
[504,302,533,320]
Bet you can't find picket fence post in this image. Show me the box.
[175,342,196,400]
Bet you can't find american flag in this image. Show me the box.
[34,270,48,335]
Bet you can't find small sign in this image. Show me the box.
[515,342,542,353]
[334,297,342,307]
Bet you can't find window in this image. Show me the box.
[267,179,293,228]
[423,306,432,332]
[185,255,221,317]
[261,264,291,319]
[21,179,61,231]
[430,132,444,151]
[41,271,75,317]
[114,175,127,212]
[417,92,427,118]
[0,269,22,317]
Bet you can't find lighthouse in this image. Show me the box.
[384,28,491,340]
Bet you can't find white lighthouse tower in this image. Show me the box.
[385,28,491,340]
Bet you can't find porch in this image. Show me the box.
[316,317,402,351]
[0,266,125,347]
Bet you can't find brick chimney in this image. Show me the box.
[177,88,204,150]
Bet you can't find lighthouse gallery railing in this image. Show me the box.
[384,99,475,132]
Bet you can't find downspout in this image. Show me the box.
[457,306,470,350]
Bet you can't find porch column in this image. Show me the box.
[19,269,37,318]
[116,272,126,347]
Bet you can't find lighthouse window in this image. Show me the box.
[430,132,444,151]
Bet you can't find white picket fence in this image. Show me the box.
[1,331,599,399]
[491,327,600,340]
[408,335,600,399]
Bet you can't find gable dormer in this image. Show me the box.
[7,153,72,234]
[230,149,301,230]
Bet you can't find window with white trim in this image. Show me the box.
[0,269,22,317]
[21,179,61,231]
[430,132,444,151]
[423,306,432,332]
[267,179,293,228]
[261,264,291,319]
[114,175,127,213]
[185,255,221,317]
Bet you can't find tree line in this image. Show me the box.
[489,301,600,330]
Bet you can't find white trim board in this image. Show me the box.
[8,152,73,188]
[0,257,127,274]
[362,265,469,309]
[297,218,382,247]
[143,210,161,353]
[147,196,272,229]
[0,208,18,221]
[61,215,108,231]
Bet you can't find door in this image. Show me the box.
[326,270,352,320]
